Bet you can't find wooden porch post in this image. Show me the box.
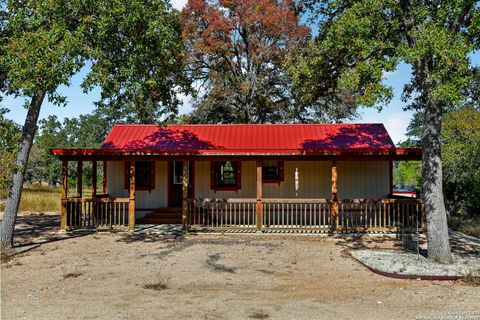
[60,160,68,232]
[331,159,339,232]
[76,160,83,197]
[388,160,393,195]
[182,160,190,231]
[256,161,263,230]
[92,161,97,225]
[128,161,135,232]
[92,161,97,197]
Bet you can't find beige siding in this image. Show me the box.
[337,161,390,199]
[193,160,388,199]
[106,161,168,210]
[106,160,390,211]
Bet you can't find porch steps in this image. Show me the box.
[136,208,182,225]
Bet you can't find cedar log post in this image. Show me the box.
[128,161,135,232]
[60,160,68,232]
[256,161,263,230]
[331,160,339,232]
[182,161,190,231]
[76,160,83,197]
[389,160,393,196]
[92,161,97,225]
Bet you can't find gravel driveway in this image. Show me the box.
[1,213,479,319]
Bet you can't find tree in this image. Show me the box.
[0,0,188,253]
[291,0,480,263]
[0,0,87,254]
[36,114,110,187]
[442,108,480,220]
[181,0,314,124]
[82,0,190,124]
[0,108,20,190]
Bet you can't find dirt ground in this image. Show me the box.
[1,212,480,320]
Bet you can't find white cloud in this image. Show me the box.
[171,0,188,10]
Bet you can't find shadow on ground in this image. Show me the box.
[9,214,95,248]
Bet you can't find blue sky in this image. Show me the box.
[2,0,478,145]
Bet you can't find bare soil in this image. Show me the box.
[1,212,480,320]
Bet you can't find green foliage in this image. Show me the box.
[0,0,88,104]
[290,0,479,111]
[442,108,480,218]
[0,108,20,189]
[36,114,109,186]
[82,0,190,123]
[393,161,421,190]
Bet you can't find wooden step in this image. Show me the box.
[136,208,182,224]
[149,207,182,214]
[136,217,182,224]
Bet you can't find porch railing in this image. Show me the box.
[64,197,130,230]
[262,199,331,231]
[188,198,257,229]
[187,198,424,233]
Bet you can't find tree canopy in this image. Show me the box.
[181,0,315,123]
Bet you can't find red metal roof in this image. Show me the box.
[99,123,396,153]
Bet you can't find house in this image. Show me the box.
[50,123,423,233]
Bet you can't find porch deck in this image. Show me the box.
[64,197,424,233]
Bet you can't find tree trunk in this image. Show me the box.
[0,92,45,254]
[422,97,453,263]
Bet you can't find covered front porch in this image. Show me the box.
[56,155,424,234]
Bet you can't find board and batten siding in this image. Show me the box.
[337,161,389,199]
[106,160,168,210]
[105,160,390,212]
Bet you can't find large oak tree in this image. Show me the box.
[291,0,480,263]
[0,0,188,254]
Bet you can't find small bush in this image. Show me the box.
[143,282,168,291]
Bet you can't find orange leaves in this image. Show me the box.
[181,0,310,123]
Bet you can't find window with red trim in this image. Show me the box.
[262,161,284,183]
[124,161,155,191]
[211,161,241,191]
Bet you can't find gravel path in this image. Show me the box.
[351,249,480,278]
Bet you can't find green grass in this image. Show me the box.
[0,184,103,213]
[0,184,60,212]
[449,216,480,238]
[460,225,480,238]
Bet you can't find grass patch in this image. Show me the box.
[0,184,60,212]
[449,216,480,239]
[143,282,169,291]
[458,272,480,287]
[460,225,480,238]
[142,272,171,291]
[249,312,270,319]
[63,271,84,279]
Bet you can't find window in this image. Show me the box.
[211,161,241,191]
[262,161,284,183]
[124,161,155,191]
[173,161,183,185]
